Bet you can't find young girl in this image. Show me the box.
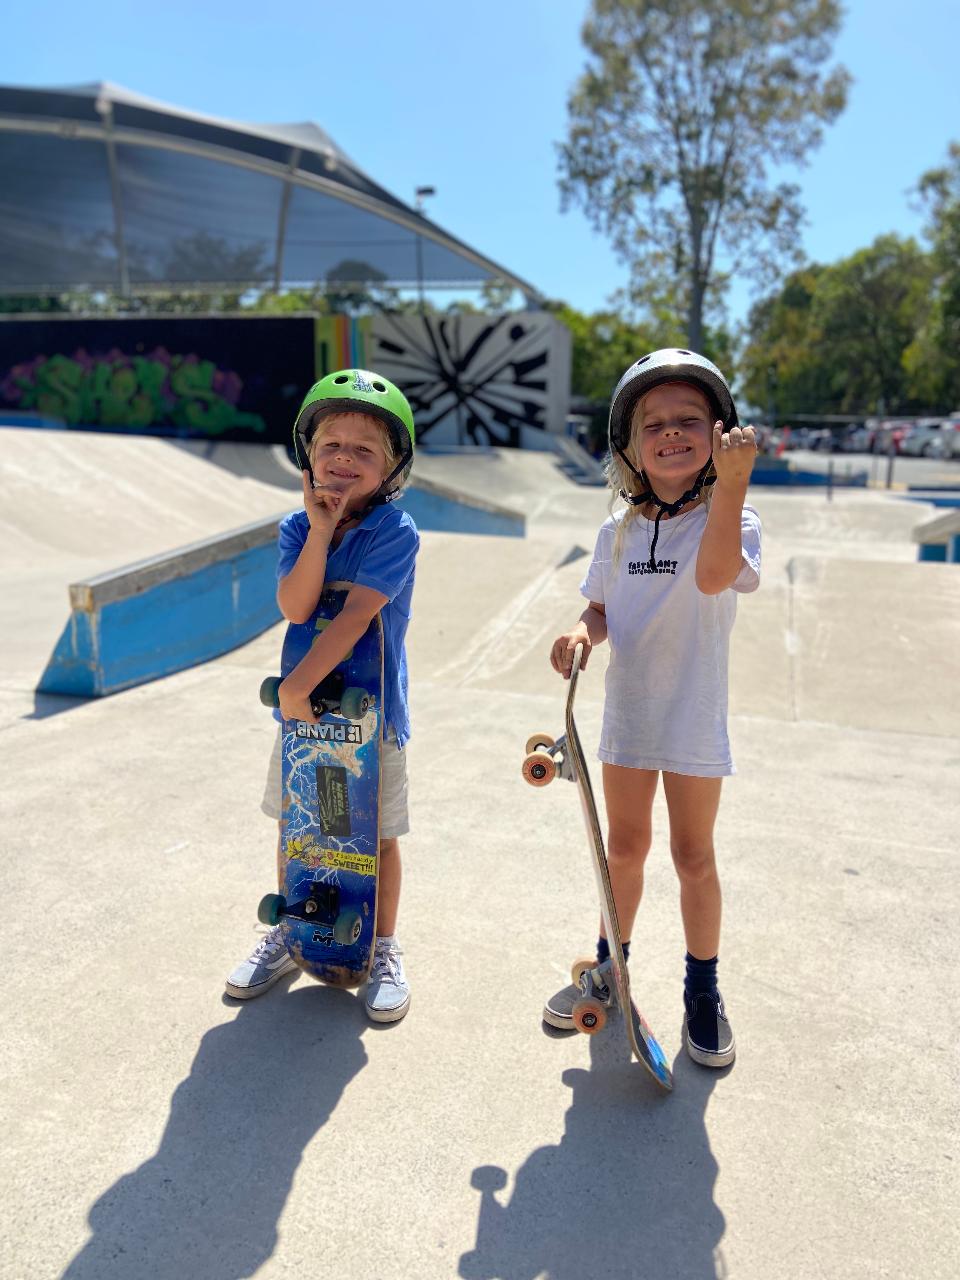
[544,348,761,1068]
[226,369,419,1023]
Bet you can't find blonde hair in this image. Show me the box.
[606,392,714,568]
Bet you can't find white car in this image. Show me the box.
[841,425,873,452]
[900,421,947,457]
[940,420,960,459]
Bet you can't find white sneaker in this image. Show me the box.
[364,935,411,1023]
[225,926,298,999]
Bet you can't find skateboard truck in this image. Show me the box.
[570,960,615,1034]
[260,674,372,722]
[520,733,576,786]
[257,882,363,946]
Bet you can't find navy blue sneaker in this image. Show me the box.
[684,990,736,1068]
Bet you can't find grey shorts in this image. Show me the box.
[261,725,410,839]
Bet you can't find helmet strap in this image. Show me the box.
[615,445,715,570]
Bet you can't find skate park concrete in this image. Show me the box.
[1,430,958,1280]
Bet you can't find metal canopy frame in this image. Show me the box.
[0,82,542,302]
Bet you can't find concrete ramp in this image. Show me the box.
[0,430,526,713]
[784,555,960,736]
[1,428,298,716]
[0,428,298,569]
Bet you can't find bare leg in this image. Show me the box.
[661,773,723,958]
[600,764,659,943]
[376,837,402,937]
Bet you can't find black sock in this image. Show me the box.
[597,937,630,964]
[684,952,718,999]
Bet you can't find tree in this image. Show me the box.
[548,301,660,402]
[810,235,931,415]
[739,265,830,417]
[559,0,849,349]
[324,259,400,315]
[740,237,932,418]
[546,299,734,449]
[0,295,71,314]
[904,142,960,410]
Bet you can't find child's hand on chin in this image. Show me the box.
[302,470,355,537]
[278,679,316,724]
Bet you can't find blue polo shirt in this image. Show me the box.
[275,504,420,748]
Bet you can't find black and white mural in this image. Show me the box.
[367,312,570,448]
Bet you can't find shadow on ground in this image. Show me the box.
[26,691,94,720]
[62,983,367,1279]
[460,1020,726,1280]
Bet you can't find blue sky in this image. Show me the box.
[5,0,958,326]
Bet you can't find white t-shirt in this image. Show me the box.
[580,502,761,776]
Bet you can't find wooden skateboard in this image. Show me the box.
[523,642,673,1090]
[258,580,383,987]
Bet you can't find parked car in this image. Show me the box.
[841,425,873,452]
[901,420,946,457]
[804,428,833,451]
[940,419,960,459]
[869,422,908,454]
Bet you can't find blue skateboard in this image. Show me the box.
[259,581,383,988]
[523,643,673,1090]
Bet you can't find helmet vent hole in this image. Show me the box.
[677,349,691,355]
[373,381,386,392]
[637,356,650,365]
[334,374,349,384]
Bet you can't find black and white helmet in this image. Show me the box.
[608,348,738,455]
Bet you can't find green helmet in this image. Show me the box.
[292,368,415,500]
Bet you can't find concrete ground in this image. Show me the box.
[1,434,958,1279]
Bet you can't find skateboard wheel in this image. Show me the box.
[259,677,281,709]
[521,751,556,786]
[572,997,607,1035]
[570,958,594,987]
[257,893,286,926]
[340,687,369,721]
[333,910,363,946]
[525,732,555,755]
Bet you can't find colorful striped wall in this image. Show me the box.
[315,316,371,377]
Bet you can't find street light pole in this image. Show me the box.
[414,185,435,313]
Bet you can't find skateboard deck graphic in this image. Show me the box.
[259,580,383,988]
[523,643,673,1090]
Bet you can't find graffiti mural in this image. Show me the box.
[0,316,315,443]
[0,312,570,447]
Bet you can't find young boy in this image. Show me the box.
[225,369,419,1022]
